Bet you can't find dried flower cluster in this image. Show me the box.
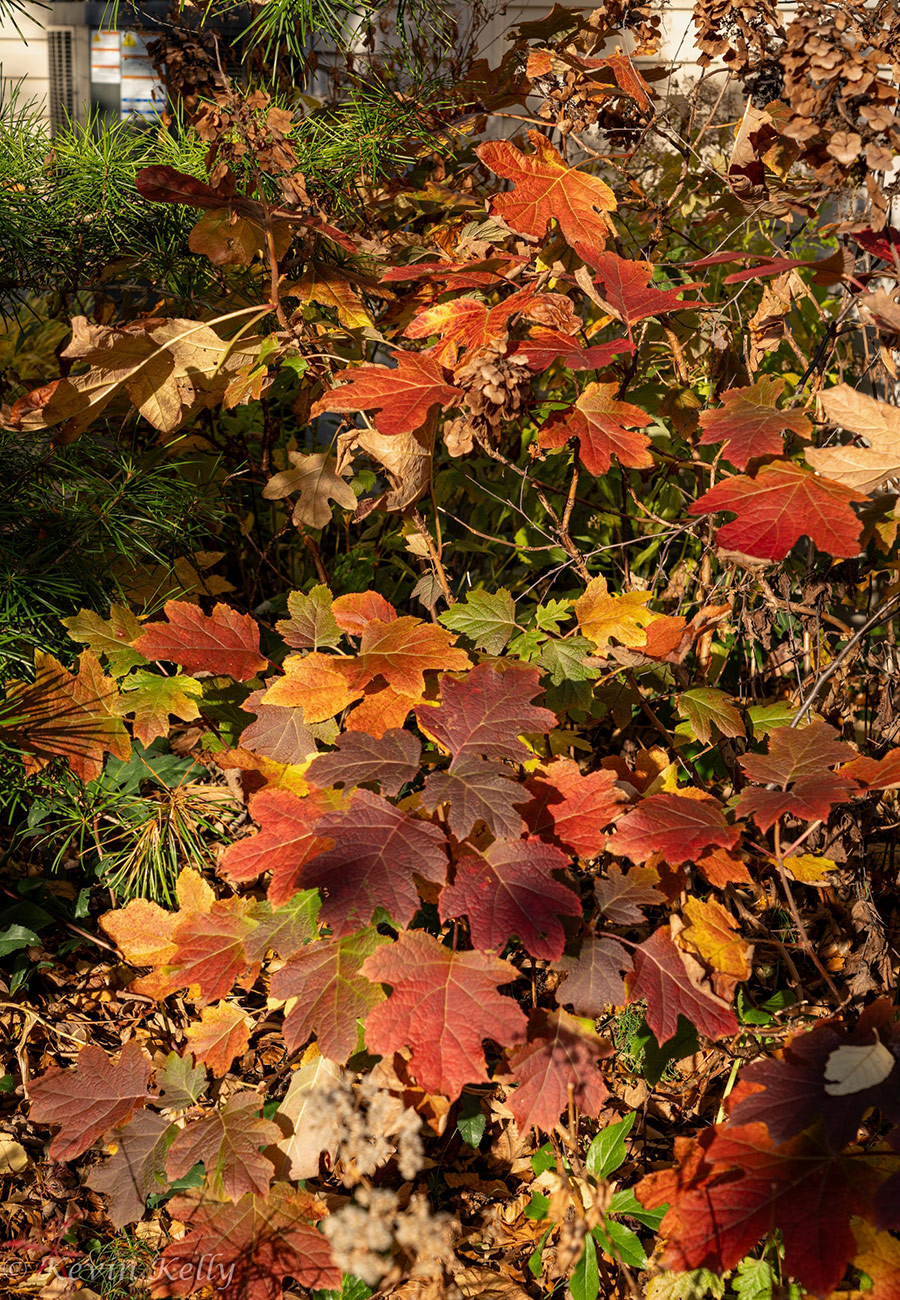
[324,1187,458,1289]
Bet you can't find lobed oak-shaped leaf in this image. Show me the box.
[166,1093,280,1202]
[520,758,625,859]
[574,575,658,649]
[506,1008,611,1133]
[404,285,541,365]
[610,792,740,866]
[850,1221,900,1300]
[62,605,146,676]
[237,689,318,767]
[594,862,664,925]
[157,1052,208,1112]
[311,349,462,437]
[735,774,859,832]
[628,925,738,1043]
[421,757,526,840]
[477,130,616,261]
[168,897,259,1004]
[842,748,900,790]
[697,377,812,470]
[809,383,900,492]
[151,1184,341,1298]
[514,330,633,373]
[676,688,745,745]
[330,589,397,635]
[736,722,860,830]
[415,661,555,763]
[271,929,389,1063]
[586,250,703,326]
[439,837,581,960]
[305,727,421,798]
[341,616,471,699]
[29,1040,152,1161]
[275,585,342,650]
[244,892,320,963]
[271,1054,344,1182]
[134,601,266,682]
[689,461,865,561]
[362,930,527,1101]
[539,382,653,475]
[554,936,632,1015]
[117,671,203,747]
[183,1001,253,1078]
[635,1122,888,1298]
[300,788,448,935]
[261,451,357,530]
[439,587,518,655]
[220,787,337,905]
[263,651,363,724]
[680,897,752,999]
[86,1111,174,1228]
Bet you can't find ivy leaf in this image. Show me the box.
[610,793,741,866]
[540,382,654,475]
[3,651,130,783]
[275,585,343,650]
[134,601,267,682]
[586,250,703,325]
[575,575,658,649]
[415,661,555,763]
[262,451,358,530]
[676,689,745,745]
[554,937,632,1015]
[300,789,448,936]
[438,837,581,960]
[635,1122,887,1297]
[62,605,147,676]
[311,349,462,437]
[362,930,528,1101]
[628,926,738,1042]
[117,671,203,747]
[166,1093,280,1201]
[220,788,337,906]
[594,862,664,925]
[521,758,625,859]
[86,1111,174,1228]
[421,757,526,840]
[689,461,864,561]
[306,728,422,798]
[514,330,633,373]
[237,689,318,766]
[439,588,518,654]
[155,1184,341,1297]
[477,130,616,261]
[183,1001,253,1078]
[29,1041,151,1162]
[506,1008,611,1133]
[697,377,812,470]
[271,929,390,1063]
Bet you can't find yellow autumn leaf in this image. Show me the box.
[574,575,659,649]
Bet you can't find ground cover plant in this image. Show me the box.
[4,1,900,1299]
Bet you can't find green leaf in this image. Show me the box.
[507,628,546,660]
[676,688,745,745]
[746,702,799,736]
[737,988,797,1027]
[645,1269,727,1300]
[277,585,342,651]
[732,1258,778,1300]
[570,1230,600,1300]
[0,1075,15,1093]
[534,599,574,634]
[528,1227,552,1279]
[457,1092,486,1149]
[631,1016,700,1087]
[117,671,203,745]
[531,1141,556,1175]
[538,636,599,685]
[439,588,517,654]
[593,1218,647,1269]
[608,1186,667,1231]
[586,1112,636,1180]
[525,1192,550,1220]
[0,925,39,957]
[62,606,147,677]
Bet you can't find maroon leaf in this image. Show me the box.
[421,757,526,839]
[594,862,664,925]
[86,1111,174,1228]
[166,1093,280,1202]
[610,792,741,865]
[628,926,738,1042]
[29,1041,152,1162]
[415,661,556,764]
[305,728,422,798]
[554,936,633,1015]
[506,1008,611,1133]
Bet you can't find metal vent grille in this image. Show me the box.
[47,28,75,134]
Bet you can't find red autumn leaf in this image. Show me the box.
[362,930,527,1101]
[183,1001,253,1078]
[506,1008,611,1133]
[166,1093,280,1201]
[238,689,318,766]
[697,377,812,470]
[635,1122,887,1298]
[594,862,664,924]
[169,897,258,1004]
[695,846,753,888]
[330,590,397,635]
[477,130,616,260]
[271,928,390,1063]
[735,722,860,830]
[554,936,633,1015]
[86,1111,174,1229]
[152,1184,341,1299]
[689,460,865,561]
[585,250,703,326]
[610,792,741,866]
[220,787,336,905]
[2,650,130,784]
[842,748,900,790]
[513,330,633,373]
[735,775,859,832]
[29,1041,151,1161]
[421,757,525,840]
[300,789,448,936]
[415,661,556,764]
[539,382,654,475]
[134,600,267,682]
[244,893,320,963]
[404,285,541,365]
[310,349,462,437]
[339,616,471,699]
[438,837,581,960]
[727,1001,900,1152]
[520,758,625,859]
[628,925,738,1042]
[305,727,422,798]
